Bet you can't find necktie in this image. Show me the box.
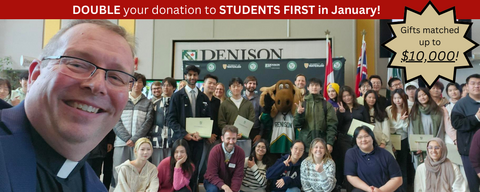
[190,89,196,117]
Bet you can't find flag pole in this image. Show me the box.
[324,30,334,99]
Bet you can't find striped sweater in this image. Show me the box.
[240,157,267,192]
[300,158,336,192]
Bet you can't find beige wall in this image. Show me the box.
[3,19,479,88]
[0,20,44,70]
[152,19,357,87]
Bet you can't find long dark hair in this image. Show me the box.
[390,89,409,121]
[353,125,379,147]
[249,139,271,167]
[338,86,360,110]
[409,87,442,121]
[363,90,387,122]
[169,139,193,183]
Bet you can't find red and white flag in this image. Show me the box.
[323,34,334,99]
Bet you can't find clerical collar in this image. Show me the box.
[29,124,86,179]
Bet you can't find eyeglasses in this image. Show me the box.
[427,146,441,150]
[356,135,371,140]
[42,56,136,89]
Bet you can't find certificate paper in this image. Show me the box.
[347,119,374,137]
[233,115,254,138]
[390,134,402,150]
[408,134,433,151]
[186,117,213,138]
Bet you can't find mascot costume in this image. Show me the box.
[259,80,303,154]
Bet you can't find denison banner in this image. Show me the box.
[183,58,345,95]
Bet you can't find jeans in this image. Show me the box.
[462,155,480,192]
[204,179,221,192]
[285,187,301,192]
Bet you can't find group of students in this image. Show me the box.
[111,125,339,192]
[2,58,480,192]
[323,74,480,192]
[84,68,479,192]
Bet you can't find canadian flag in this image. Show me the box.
[323,35,334,99]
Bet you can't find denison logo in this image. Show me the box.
[207,62,216,72]
[248,62,258,72]
[287,61,297,71]
[182,50,197,60]
[333,60,343,70]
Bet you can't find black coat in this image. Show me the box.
[167,87,211,141]
[209,96,221,137]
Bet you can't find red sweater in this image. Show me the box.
[157,157,194,192]
[204,144,245,192]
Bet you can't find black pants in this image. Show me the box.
[332,134,352,188]
[86,150,114,190]
[103,149,114,189]
[396,138,414,191]
[176,186,192,192]
[188,140,204,192]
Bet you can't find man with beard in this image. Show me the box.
[243,76,264,143]
[150,81,163,104]
[204,125,245,192]
[167,65,211,192]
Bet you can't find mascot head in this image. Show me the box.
[260,80,303,117]
[273,80,296,113]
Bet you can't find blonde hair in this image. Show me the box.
[134,137,153,158]
[306,138,332,164]
[215,82,227,102]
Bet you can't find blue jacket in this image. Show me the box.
[266,154,304,191]
[0,102,107,191]
[167,87,211,141]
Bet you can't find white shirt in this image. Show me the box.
[231,97,243,109]
[414,162,467,192]
[185,85,198,106]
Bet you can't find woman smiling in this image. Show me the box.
[300,138,336,192]
[414,138,467,192]
[345,126,402,192]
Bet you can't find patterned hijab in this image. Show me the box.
[425,138,454,192]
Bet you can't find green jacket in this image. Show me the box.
[218,97,255,130]
[293,94,338,149]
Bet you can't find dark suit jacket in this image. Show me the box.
[167,87,211,141]
[209,96,221,137]
[0,99,11,109]
[0,102,107,191]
